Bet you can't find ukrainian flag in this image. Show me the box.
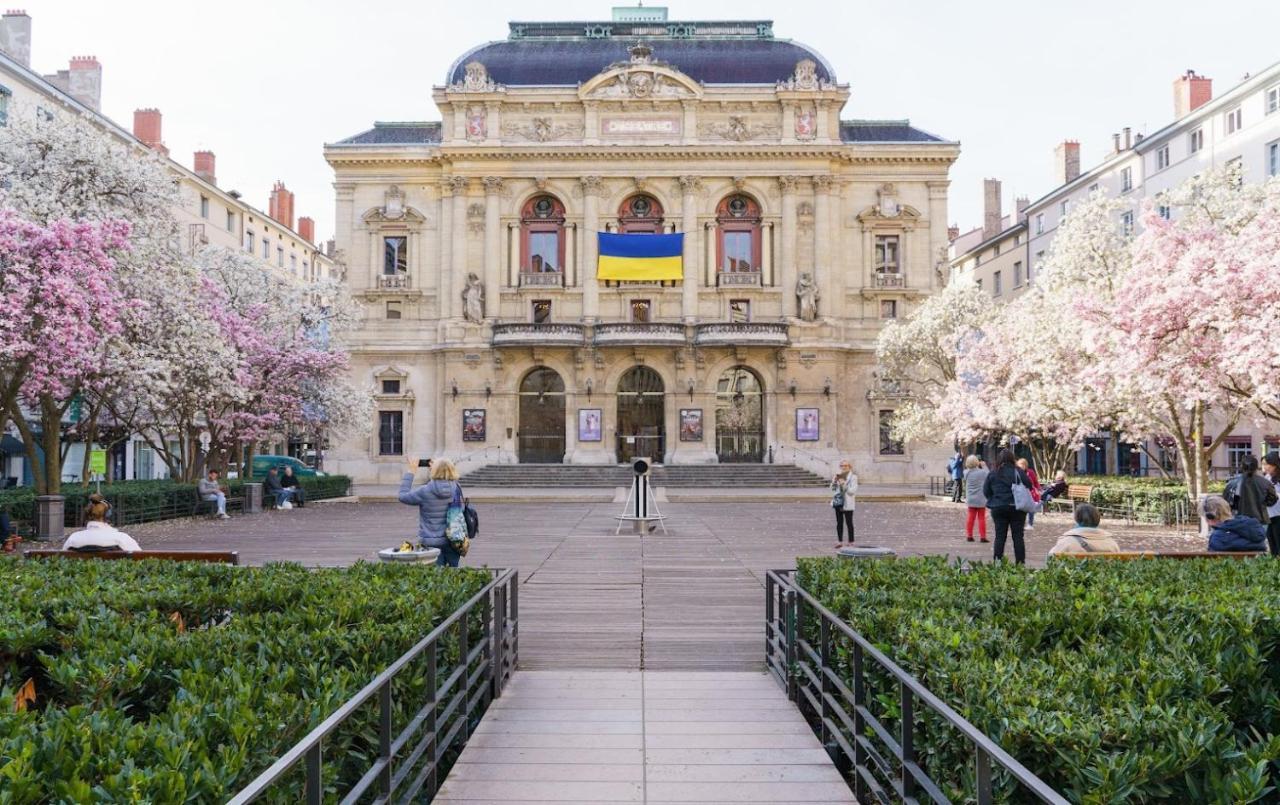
[596,232,684,281]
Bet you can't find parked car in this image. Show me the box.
[250,455,324,481]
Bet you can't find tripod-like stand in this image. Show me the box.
[614,462,668,535]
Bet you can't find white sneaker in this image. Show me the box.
[1025,524,1034,530]
[219,513,230,520]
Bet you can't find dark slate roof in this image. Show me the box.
[334,122,442,146]
[839,120,947,143]
[447,38,833,86]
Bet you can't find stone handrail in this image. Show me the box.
[694,322,789,346]
[491,322,586,346]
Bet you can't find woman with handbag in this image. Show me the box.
[983,448,1034,565]
[398,457,463,567]
[829,460,858,548]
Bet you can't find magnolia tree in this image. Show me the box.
[1083,169,1280,499]
[875,281,989,445]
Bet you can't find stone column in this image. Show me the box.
[704,221,716,286]
[483,177,504,318]
[438,180,454,320]
[928,181,950,291]
[566,222,577,288]
[779,176,799,318]
[450,176,469,320]
[368,225,380,291]
[581,176,602,322]
[507,222,519,286]
[679,176,701,323]
[762,221,774,287]
[813,175,833,319]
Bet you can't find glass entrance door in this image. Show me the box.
[715,367,764,463]
[518,368,566,463]
[616,366,665,464]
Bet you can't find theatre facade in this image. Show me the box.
[324,15,960,484]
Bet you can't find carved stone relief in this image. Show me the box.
[777,58,836,92]
[449,61,502,93]
[501,117,586,142]
[697,115,781,142]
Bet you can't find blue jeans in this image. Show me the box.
[419,535,461,567]
[275,489,297,507]
[203,493,226,515]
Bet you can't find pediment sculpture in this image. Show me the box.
[361,186,427,226]
[580,43,701,100]
[697,115,781,142]
[448,61,502,93]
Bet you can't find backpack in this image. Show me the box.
[463,497,479,539]
[446,484,471,556]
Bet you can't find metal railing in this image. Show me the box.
[228,568,518,805]
[765,570,1067,805]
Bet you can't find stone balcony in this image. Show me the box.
[716,271,762,288]
[377,274,411,290]
[593,322,688,347]
[518,272,564,288]
[491,322,586,347]
[872,272,905,289]
[694,322,789,347]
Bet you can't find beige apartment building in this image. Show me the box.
[325,8,959,484]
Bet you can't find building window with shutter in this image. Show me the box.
[878,411,904,456]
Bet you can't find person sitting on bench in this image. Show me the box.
[63,494,141,552]
[1205,495,1267,553]
[198,470,231,519]
[280,466,306,508]
[1048,503,1119,555]
[264,467,294,509]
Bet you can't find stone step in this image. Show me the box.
[459,464,829,488]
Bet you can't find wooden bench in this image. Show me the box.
[24,549,240,564]
[1047,483,1093,513]
[1052,550,1264,561]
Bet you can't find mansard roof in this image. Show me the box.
[446,20,834,86]
[839,120,947,143]
[335,122,443,146]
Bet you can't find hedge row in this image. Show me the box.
[1059,476,1227,524]
[0,476,352,529]
[0,560,489,802]
[797,557,1280,803]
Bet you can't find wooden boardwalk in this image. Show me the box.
[435,671,856,804]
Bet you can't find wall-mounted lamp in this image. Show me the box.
[789,379,798,399]
[485,383,492,400]
[687,378,695,402]
[451,380,459,400]
[823,377,832,399]
[585,378,593,401]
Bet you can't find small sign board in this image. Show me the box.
[88,449,107,477]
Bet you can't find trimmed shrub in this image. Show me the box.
[797,556,1280,803]
[0,560,488,802]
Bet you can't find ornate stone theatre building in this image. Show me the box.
[324,11,959,484]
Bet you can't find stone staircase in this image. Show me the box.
[459,463,827,488]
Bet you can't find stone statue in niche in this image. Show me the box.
[462,273,485,322]
[796,273,820,322]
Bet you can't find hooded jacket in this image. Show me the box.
[398,474,459,541]
[1208,515,1268,552]
[1049,526,1120,555]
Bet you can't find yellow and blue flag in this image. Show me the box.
[596,232,683,281]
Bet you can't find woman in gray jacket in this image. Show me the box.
[962,455,989,543]
[398,458,463,567]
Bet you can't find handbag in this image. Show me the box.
[463,497,479,538]
[1011,470,1039,514]
[446,484,471,556]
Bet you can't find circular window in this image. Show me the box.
[727,196,749,218]
[533,197,554,218]
[630,196,652,217]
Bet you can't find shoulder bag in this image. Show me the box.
[1011,470,1039,514]
[446,483,471,556]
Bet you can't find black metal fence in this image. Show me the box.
[228,568,518,804]
[765,570,1067,805]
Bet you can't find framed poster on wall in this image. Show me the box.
[462,409,486,442]
[578,409,602,442]
[679,409,703,441]
[796,408,820,442]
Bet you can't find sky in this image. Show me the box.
[18,0,1280,241]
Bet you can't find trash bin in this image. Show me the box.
[243,483,263,514]
[837,545,896,560]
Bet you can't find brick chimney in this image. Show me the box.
[1054,140,1081,185]
[268,181,295,230]
[297,216,315,243]
[132,108,168,156]
[67,55,101,111]
[193,151,216,185]
[947,224,959,242]
[1173,70,1213,118]
[982,178,1002,239]
[0,9,31,68]
[1015,196,1029,223]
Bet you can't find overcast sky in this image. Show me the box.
[19,0,1279,241]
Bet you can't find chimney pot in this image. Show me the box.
[297,216,315,244]
[268,181,295,230]
[947,224,959,242]
[982,178,1003,240]
[1112,133,1121,153]
[133,108,164,151]
[1054,140,1081,184]
[0,8,31,69]
[193,150,216,185]
[1173,70,1213,118]
[1123,127,1132,150]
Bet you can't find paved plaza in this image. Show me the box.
[130,498,1200,672]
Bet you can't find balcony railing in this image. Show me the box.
[593,323,687,347]
[491,322,586,347]
[873,272,905,289]
[518,272,564,288]
[694,322,789,347]
[717,271,762,287]
[377,274,411,290]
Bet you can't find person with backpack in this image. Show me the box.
[1227,455,1278,526]
[399,458,464,567]
[983,448,1034,565]
[1263,452,1280,556]
[947,451,965,503]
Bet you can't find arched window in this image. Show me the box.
[716,194,762,281]
[617,194,665,233]
[520,195,565,283]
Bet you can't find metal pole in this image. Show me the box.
[784,589,798,702]
[819,617,832,750]
[976,746,993,805]
[852,642,867,803]
[426,641,438,797]
[304,743,322,805]
[901,684,916,799]
[458,610,470,743]
[378,680,392,796]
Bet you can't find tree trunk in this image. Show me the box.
[40,399,62,494]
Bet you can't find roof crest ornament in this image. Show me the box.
[777,58,836,92]
[448,61,503,93]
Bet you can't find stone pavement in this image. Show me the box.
[434,671,856,804]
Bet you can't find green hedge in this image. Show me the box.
[1057,476,1227,524]
[797,556,1280,803]
[0,476,352,530]
[0,560,488,802]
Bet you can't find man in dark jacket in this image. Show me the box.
[1205,495,1268,552]
[280,466,306,508]
[264,468,288,509]
[1228,456,1277,525]
[948,452,964,503]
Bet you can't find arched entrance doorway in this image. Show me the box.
[616,366,665,464]
[715,367,765,463]
[518,367,565,463]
